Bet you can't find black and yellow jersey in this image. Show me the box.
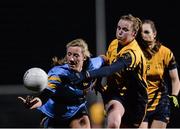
[105,39,147,96]
[146,45,177,111]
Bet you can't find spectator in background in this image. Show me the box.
[138,19,180,128]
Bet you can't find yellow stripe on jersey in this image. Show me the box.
[48,83,57,89]
[48,76,62,82]
[47,76,62,89]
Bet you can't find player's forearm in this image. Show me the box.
[88,57,131,78]
[38,88,54,104]
[169,69,180,96]
[171,80,180,96]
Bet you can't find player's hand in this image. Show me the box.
[18,95,42,109]
[69,71,89,85]
[168,95,179,108]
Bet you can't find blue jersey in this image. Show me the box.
[38,56,104,120]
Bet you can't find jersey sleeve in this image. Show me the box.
[122,49,137,68]
[163,47,177,70]
[88,52,132,78]
[47,66,69,92]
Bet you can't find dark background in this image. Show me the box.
[0,0,180,127]
[0,0,96,84]
[0,0,180,84]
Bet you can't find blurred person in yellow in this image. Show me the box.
[89,102,105,128]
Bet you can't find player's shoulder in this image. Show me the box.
[157,44,174,58]
[109,39,118,46]
[48,64,70,76]
[160,44,171,52]
[107,39,118,49]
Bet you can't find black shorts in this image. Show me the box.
[101,80,148,127]
[121,96,147,128]
[143,96,170,123]
[40,106,88,128]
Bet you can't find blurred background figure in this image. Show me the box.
[89,100,105,128]
[138,19,180,128]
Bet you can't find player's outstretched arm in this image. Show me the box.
[70,54,132,85]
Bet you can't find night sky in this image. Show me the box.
[0,0,179,84]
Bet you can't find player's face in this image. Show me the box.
[141,23,156,43]
[66,46,85,72]
[116,19,136,45]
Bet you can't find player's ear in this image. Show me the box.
[84,56,87,61]
[132,31,137,37]
[153,31,157,38]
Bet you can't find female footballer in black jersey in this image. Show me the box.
[70,14,148,128]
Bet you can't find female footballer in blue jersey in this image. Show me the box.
[18,38,105,128]
[138,20,180,128]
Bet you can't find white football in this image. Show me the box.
[23,67,48,92]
